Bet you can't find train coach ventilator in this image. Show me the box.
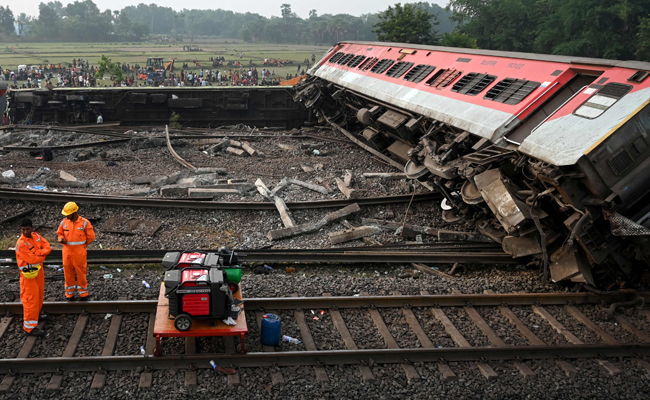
[162,248,243,332]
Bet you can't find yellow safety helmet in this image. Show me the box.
[22,264,41,279]
[62,202,79,216]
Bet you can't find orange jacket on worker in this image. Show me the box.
[15,231,51,332]
[56,216,95,249]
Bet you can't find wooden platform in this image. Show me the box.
[153,283,247,355]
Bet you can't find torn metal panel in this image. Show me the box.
[549,246,595,286]
[474,169,526,233]
[502,235,542,257]
[608,211,650,237]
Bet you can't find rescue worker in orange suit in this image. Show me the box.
[15,218,51,337]
[57,202,95,301]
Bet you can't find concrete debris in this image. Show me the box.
[329,226,382,244]
[335,177,357,199]
[1,170,15,180]
[362,172,407,180]
[128,137,166,151]
[361,218,439,236]
[72,150,93,162]
[277,143,297,151]
[131,176,165,185]
[254,178,273,200]
[217,178,247,184]
[44,179,87,188]
[267,203,361,241]
[159,185,191,197]
[59,171,78,182]
[343,171,354,187]
[270,178,290,197]
[226,146,246,156]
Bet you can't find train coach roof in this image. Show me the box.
[340,41,650,72]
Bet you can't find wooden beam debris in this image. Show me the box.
[286,178,329,195]
[256,178,295,228]
[336,177,357,199]
[361,218,439,236]
[267,203,361,241]
[242,141,260,156]
[329,226,382,245]
[226,147,246,156]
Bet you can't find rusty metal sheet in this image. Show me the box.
[102,217,161,236]
[474,169,526,233]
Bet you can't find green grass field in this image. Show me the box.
[0,39,331,79]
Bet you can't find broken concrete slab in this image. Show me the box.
[45,179,87,188]
[286,178,329,195]
[188,188,240,198]
[267,203,361,241]
[226,147,246,156]
[329,226,382,244]
[160,185,192,197]
[59,171,78,182]
[255,178,273,200]
[201,183,255,193]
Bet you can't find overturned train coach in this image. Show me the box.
[294,41,650,287]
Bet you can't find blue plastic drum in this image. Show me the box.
[260,314,282,346]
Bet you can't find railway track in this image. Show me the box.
[0,291,649,390]
[0,188,440,210]
[0,242,513,265]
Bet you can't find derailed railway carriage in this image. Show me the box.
[294,41,650,287]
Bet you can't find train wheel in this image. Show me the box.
[174,314,192,331]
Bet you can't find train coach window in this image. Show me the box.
[385,62,414,78]
[484,78,541,105]
[329,52,345,64]
[370,59,395,74]
[337,54,355,65]
[574,82,632,119]
[404,65,436,83]
[425,68,463,88]
[358,57,378,71]
[347,55,367,68]
[451,73,497,95]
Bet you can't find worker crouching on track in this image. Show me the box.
[57,202,95,301]
[15,219,51,337]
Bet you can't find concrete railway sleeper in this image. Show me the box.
[0,292,649,389]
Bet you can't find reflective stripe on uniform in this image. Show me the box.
[66,241,86,245]
[83,220,88,229]
[23,321,38,329]
[16,242,20,251]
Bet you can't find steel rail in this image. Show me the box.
[0,242,500,259]
[0,292,642,315]
[0,252,515,266]
[0,189,440,210]
[1,344,648,374]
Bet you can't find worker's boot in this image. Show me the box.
[38,314,48,322]
[79,296,89,302]
[26,328,45,337]
[66,297,76,302]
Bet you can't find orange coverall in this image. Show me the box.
[57,216,95,298]
[15,232,51,332]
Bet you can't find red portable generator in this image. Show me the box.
[162,249,243,331]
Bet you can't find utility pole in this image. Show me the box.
[191,16,194,42]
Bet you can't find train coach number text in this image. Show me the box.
[507,63,525,69]
[481,60,497,66]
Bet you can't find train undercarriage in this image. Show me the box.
[294,75,650,289]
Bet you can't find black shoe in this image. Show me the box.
[26,328,45,337]
[79,296,89,302]
[38,314,48,322]
[66,297,76,302]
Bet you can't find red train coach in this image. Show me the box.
[295,41,650,287]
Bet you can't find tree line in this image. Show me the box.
[0,1,455,44]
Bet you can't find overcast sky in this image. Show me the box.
[5,0,449,19]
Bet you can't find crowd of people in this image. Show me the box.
[1,53,315,89]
